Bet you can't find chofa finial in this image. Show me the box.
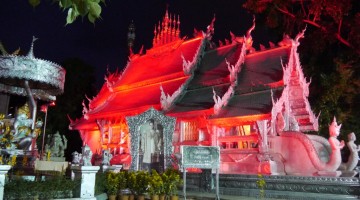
[27,36,38,58]
[295,26,307,45]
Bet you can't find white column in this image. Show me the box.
[71,165,100,199]
[0,165,11,200]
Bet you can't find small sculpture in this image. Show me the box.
[101,149,113,166]
[72,151,82,164]
[81,145,93,166]
[12,103,42,150]
[328,117,345,151]
[339,132,360,176]
[48,132,67,157]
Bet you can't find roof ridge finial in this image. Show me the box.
[176,15,180,38]
[246,16,256,38]
[27,36,38,58]
[152,7,181,47]
[206,14,216,39]
[294,25,307,46]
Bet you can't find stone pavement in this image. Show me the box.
[179,191,284,200]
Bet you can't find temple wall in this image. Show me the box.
[80,130,101,153]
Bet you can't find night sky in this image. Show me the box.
[0,0,279,90]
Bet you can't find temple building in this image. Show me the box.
[70,10,325,175]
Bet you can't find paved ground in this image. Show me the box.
[179,191,284,200]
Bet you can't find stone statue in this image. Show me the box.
[328,117,345,150]
[48,132,67,157]
[81,145,93,166]
[0,103,43,150]
[12,103,42,150]
[339,132,360,176]
[72,151,82,164]
[320,117,344,171]
[101,149,113,166]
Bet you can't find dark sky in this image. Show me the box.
[0,0,272,90]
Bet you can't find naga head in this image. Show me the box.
[329,117,342,137]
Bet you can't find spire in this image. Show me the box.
[27,36,38,58]
[152,8,181,47]
[127,20,136,55]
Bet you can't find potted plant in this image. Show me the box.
[127,171,137,200]
[105,171,120,200]
[149,170,164,200]
[162,168,182,200]
[134,171,150,200]
[118,171,129,200]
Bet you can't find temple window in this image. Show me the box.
[180,120,198,141]
[218,122,259,150]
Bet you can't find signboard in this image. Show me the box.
[181,145,220,169]
[181,145,220,200]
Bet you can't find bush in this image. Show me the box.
[105,171,120,195]
[162,168,182,196]
[4,175,80,199]
[134,171,150,195]
[149,169,164,195]
[95,172,107,196]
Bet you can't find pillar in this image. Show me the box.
[0,165,11,200]
[71,165,100,199]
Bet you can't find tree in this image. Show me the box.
[45,58,97,160]
[243,0,360,140]
[28,0,106,24]
[243,0,360,54]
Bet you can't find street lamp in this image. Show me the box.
[40,101,55,160]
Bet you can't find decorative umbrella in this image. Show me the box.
[0,37,65,151]
[0,37,65,102]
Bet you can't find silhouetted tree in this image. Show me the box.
[45,58,97,160]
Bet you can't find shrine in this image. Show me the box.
[69,9,357,179]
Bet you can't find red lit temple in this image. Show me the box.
[70,10,323,175]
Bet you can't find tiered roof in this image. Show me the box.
[70,11,317,131]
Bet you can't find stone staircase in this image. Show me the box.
[288,70,316,132]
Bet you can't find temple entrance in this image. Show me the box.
[126,107,176,172]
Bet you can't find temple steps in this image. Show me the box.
[291,107,308,115]
[299,124,315,132]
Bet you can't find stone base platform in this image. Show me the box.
[184,173,360,199]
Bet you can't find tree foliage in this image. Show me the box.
[28,0,106,24]
[243,0,360,139]
[243,0,360,54]
[45,58,97,159]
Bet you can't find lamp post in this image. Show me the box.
[40,101,55,160]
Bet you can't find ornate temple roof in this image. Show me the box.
[70,11,317,131]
